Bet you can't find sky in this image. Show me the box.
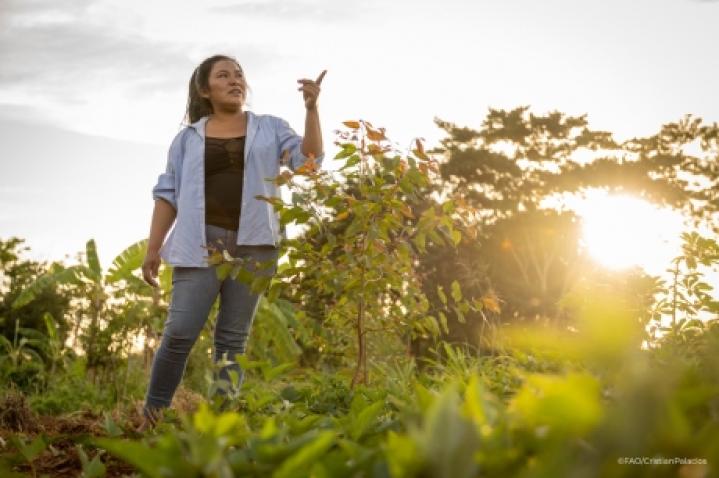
[1,0,718,275]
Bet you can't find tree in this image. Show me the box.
[414,108,718,346]
[11,238,172,386]
[0,237,72,366]
[216,119,476,387]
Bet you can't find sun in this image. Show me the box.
[574,191,685,275]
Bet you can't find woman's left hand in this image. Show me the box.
[297,70,326,110]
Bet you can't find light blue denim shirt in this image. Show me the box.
[152,110,324,267]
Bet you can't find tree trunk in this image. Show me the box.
[351,294,367,389]
[351,264,368,389]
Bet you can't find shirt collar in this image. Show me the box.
[189,110,255,139]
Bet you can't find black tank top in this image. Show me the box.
[204,136,245,231]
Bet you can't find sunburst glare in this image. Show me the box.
[574,191,685,275]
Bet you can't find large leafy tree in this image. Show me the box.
[548,114,719,227]
[434,107,718,225]
[415,107,718,345]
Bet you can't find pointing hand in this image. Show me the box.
[297,70,326,110]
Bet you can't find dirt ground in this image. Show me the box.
[0,387,203,477]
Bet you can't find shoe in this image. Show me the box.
[136,405,164,433]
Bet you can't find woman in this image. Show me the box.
[139,54,325,431]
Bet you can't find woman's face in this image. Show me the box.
[201,59,247,112]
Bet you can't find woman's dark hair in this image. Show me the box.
[184,54,251,125]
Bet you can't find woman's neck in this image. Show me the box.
[206,110,248,137]
[209,107,245,124]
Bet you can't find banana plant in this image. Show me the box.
[11,238,172,379]
[0,318,43,369]
[106,238,172,372]
[39,311,69,376]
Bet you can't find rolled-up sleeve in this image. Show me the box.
[151,130,184,210]
[275,116,324,171]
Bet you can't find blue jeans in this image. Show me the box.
[143,224,279,414]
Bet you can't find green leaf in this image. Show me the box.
[438,311,449,335]
[385,431,423,478]
[450,281,462,303]
[334,144,357,159]
[10,434,47,463]
[260,416,279,439]
[412,233,426,253]
[77,444,106,478]
[266,282,283,303]
[450,229,462,246]
[340,155,361,171]
[234,266,256,285]
[280,207,312,225]
[437,285,448,305]
[508,372,602,437]
[85,239,102,281]
[42,312,58,341]
[216,262,233,281]
[235,354,266,371]
[250,276,273,295]
[454,306,466,324]
[214,412,247,437]
[349,401,384,441]
[102,413,124,438]
[462,374,489,428]
[441,200,455,214]
[93,438,176,478]
[272,431,335,478]
[13,264,91,309]
[422,316,440,337]
[261,362,295,381]
[428,228,443,245]
[258,302,302,362]
[410,383,480,478]
[106,239,148,283]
